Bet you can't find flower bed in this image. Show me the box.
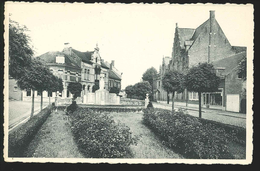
[69,108,138,158]
[8,105,53,157]
[143,108,245,159]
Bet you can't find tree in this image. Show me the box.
[16,59,45,118]
[109,87,120,95]
[185,63,220,118]
[92,81,99,93]
[132,81,152,100]
[125,85,134,99]
[142,67,158,101]
[9,19,34,79]
[67,82,82,101]
[162,70,184,114]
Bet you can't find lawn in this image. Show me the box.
[25,110,83,158]
[108,112,183,158]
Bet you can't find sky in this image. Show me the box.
[5,2,253,89]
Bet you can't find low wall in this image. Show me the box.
[120,98,145,106]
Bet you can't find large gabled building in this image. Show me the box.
[164,10,246,113]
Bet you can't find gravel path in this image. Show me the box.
[110,112,183,159]
[25,111,83,158]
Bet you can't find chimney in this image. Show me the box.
[208,10,215,63]
[111,60,115,67]
[210,10,215,20]
[176,23,178,28]
[64,42,70,49]
[64,42,72,56]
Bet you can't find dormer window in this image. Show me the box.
[56,56,65,64]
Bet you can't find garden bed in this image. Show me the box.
[142,108,246,159]
[69,107,138,158]
[8,105,53,157]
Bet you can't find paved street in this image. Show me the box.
[8,100,49,130]
[153,101,246,128]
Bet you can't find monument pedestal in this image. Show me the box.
[95,89,109,105]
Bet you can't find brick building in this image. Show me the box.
[165,10,246,112]
[9,44,122,102]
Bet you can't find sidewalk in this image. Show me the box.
[153,101,246,128]
[156,101,246,119]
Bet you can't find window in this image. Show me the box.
[13,85,18,92]
[87,69,90,80]
[238,72,243,79]
[48,91,52,97]
[84,69,87,80]
[158,81,160,87]
[64,74,67,80]
[189,92,198,100]
[26,90,31,96]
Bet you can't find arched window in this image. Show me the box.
[84,69,87,80]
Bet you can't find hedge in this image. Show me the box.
[143,108,245,159]
[8,105,53,157]
[58,105,144,113]
[69,108,138,158]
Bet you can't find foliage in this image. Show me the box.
[69,108,138,158]
[92,81,99,92]
[143,108,236,159]
[185,63,220,93]
[109,87,120,95]
[132,81,152,100]
[8,105,52,157]
[142,67,158,101]
[185,63,220,117]
[125,85,134,98]
[162,70,185,93]
[125,82,152,100]
[9,19,34,79]
[162,70,185,112]
[142,67,158,86]
[237,57,246,81]
[66,101,78,114]
[67,82,82,100]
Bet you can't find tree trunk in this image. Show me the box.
[167,91,169,104]
[198,91,202,118]
[49,93,51,105]
[172,91,175,114]
[185,89,188,107]
[30,90,35,119]
[40,90,43,111]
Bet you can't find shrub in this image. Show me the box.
[66,101,78,114]
[143,108,235,159]
[8,105,53,157]
[69,108,138,158]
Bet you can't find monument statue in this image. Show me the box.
[99,74,105,90]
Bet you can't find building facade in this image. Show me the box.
[154,56,171,101]
[161,10,246,113]
[10,44,122,102]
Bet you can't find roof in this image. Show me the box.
[36,51,80,69]
[71,48,109,69]
[72,49,93,64]
[212,51,246,76]
[177,28,195,49]
[191,19,209,41]
[109,69,121,80]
